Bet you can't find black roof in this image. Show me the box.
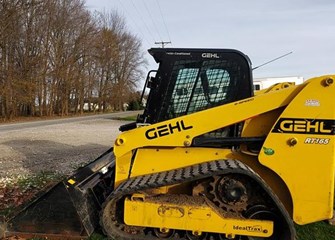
[148,48,252,66]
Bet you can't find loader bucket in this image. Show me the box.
[4,148,115,239]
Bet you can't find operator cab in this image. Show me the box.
[122,48,254,143]
[137,48,253,139]
[139,48,253,124]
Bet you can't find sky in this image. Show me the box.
[85,0,335,80]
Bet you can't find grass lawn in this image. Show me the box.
[296,222,335,240]
[112,115,137,121]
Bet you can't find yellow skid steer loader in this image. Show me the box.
[4,48,335,240]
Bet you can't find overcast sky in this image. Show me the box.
[85,0,335,80]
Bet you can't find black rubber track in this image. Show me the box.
[101,159,295,240]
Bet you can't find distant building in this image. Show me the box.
[253,76,304,91]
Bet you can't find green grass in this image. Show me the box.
[113,115,137,121]
[88,233,108,240]
[296,222,335,240]
[0,172,63,217]
[15,171,63,190]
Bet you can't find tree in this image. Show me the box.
[93,10,146,112]
[0,0,146,120]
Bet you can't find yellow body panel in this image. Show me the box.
[128,148,233,178]
[114,83,305,158]
[124,197,273,238]
[114,75,335,226]
[114,151,133,187]
[259,76,335,224]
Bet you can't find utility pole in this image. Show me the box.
[155,41,171,48]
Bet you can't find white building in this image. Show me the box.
[253,76,304,91]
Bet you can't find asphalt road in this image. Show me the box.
[0,111,142,178]
[0,111,141,133]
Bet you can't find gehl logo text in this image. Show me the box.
[272,118,335,135]
[145,120,193,140]
[202,53,220,59]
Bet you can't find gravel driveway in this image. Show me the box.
[0,113,137,182]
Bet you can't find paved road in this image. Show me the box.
[0,111,142,178]
[0,111,141,133]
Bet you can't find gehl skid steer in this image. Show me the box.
[4,48,335,240]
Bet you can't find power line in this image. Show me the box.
[129,0,157,44]
[155,0,172,43]
[141,0,163,42]
[116,0,152,46]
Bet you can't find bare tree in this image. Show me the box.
[93,10,146,111]
[0,0,23,119]
[0,0,146,120]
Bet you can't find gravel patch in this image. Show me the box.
[0,118,128,181]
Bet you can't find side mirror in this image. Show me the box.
[140,70,158,104]
[147,76,156,89]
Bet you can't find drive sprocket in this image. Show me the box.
[208,174,251,216]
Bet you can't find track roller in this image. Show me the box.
[185,230,207,240]
[154,228,175,238]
